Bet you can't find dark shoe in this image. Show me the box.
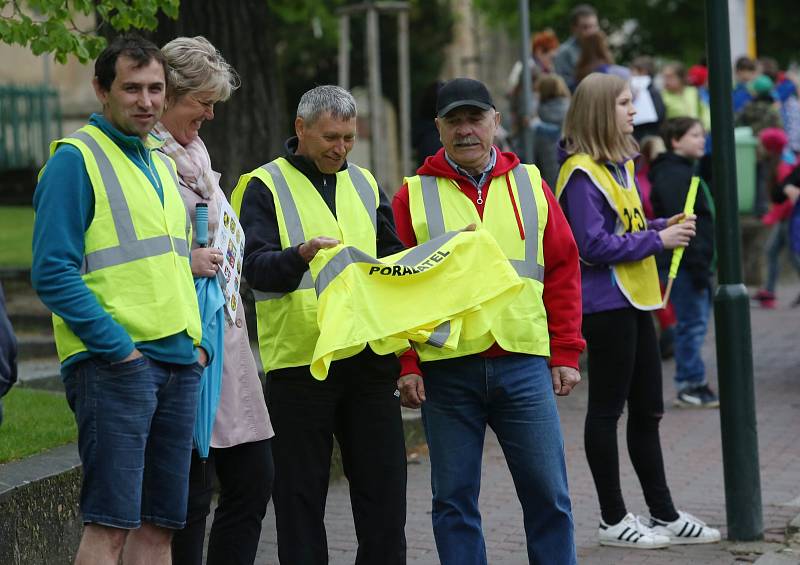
[674,385,719,408]
[791,293,800,308]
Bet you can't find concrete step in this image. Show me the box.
[16,333,57,360]
[17,357,62,391]
[8,311,52,333]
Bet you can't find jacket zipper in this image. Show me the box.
[476,185,483,205]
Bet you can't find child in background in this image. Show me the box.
[660,62,711,130]
[754,127,800,307]
[649,117,718,408]
[533,74,571,187]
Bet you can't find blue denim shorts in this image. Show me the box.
[64,355,202,529]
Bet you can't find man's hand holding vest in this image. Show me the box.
[397,373,426,409]
[551,366,581,397]
[299,237,340,263]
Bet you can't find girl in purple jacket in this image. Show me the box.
[556,73,720,549]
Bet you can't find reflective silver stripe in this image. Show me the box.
[420,175,445,238]
[314,246,380,296]
[172,237,190,258]
[82,235,179,274]
[154,151,180,190]
[69,131,188,274]
[348,165,377,231]
[510,165,544,282]
[394,230,459,266]
[263,161,306,247]
[70,131,137,244]
[314,230,460,296]
[251,270,314,303]
[425,320,450,347]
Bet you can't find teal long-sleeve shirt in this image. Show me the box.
[32,113,210,375]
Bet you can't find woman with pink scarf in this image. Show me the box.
[156,36,274,565]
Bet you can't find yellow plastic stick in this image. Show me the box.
[662,176,700,307]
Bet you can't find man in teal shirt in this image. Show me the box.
[32,35,209,565]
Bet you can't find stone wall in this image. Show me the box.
[0,444,82,564]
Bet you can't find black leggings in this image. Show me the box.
[582,307,679,525]
[171,438,274,565]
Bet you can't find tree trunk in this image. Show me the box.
[152,0,286,193]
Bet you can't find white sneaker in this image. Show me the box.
[598,513,671,549]
[649,510,722,545]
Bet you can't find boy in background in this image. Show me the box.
[649,117,718,408]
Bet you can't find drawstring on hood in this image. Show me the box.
[504,172,525,240]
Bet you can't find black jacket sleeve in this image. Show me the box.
[240,178,309,293]
[776,163,800,203]
[0,283,18,398]
[376,188,405,258]
[650,158,715,286]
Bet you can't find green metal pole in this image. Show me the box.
[705,0,763,541]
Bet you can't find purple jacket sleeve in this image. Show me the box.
[561,170,663,265]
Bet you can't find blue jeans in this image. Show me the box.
[64,356,202,529]
[670,272,711,391]
[420,353,576,565]
[765,221,800,292]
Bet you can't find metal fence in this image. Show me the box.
[0,85,62,171]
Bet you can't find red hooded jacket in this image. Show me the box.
[392,147,585,376]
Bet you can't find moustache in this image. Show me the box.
[454,136,480,146]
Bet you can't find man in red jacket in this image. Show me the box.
[392,78,584,565]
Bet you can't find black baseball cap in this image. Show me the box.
[436,78,495,118]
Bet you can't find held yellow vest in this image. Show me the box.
[555,154,662,310]
[46,125,202,361]
[230,158,380,373]
[308,229,524,379]
[406,164,551,361]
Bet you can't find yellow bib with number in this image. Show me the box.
[556,154,662,310]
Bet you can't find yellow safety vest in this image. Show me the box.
[406,164,551,361]
[555,154,662,310]
[46,125,202,362]
[231,158,380,373]
[309,229,524,379]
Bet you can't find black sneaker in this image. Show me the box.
[674,385,719,408]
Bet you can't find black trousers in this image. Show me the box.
[171,438,274,565]
[268,349,407,565]
[582,307,679,525]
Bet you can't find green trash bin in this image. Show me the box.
[734,126,758,214]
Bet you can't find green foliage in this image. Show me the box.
[0,206,34,267]
[0,0,178,63]
[0,387,77,463]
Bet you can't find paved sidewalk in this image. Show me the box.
[253,284,800,564]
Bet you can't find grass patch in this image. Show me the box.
[0,206,34,267]
[0,387,76,463]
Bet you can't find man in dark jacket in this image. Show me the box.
[0,282,18,427]
[650,117,718,408]
[234,85,407,565]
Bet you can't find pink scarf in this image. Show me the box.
[153,123,221,200]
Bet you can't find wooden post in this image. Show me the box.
[398,8,411,176]
[338,14,350,90]
[366,5,384,183]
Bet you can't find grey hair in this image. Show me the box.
[161,36,240,102]
[296,85,357,125]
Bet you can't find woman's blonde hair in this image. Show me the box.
[535,74,570,102]
[161,36,240,102]
[562,72,638,163]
